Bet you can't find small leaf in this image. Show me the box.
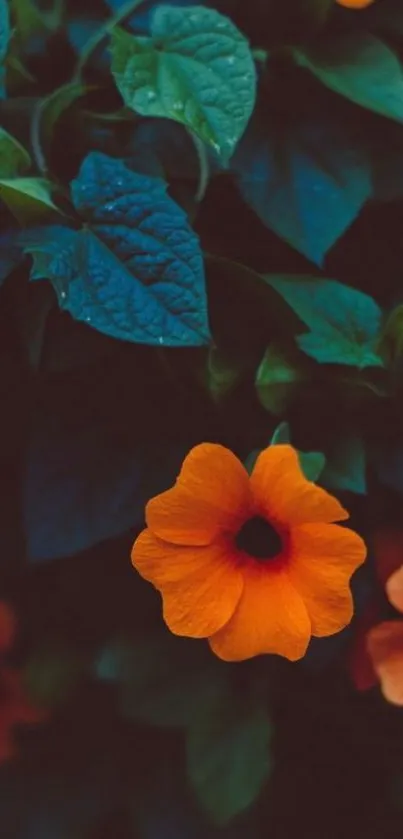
[265,276,384,368]
[296,34,403,125]
[299,450,326,482]
[322,436,366,495]
[187,686,272,823]
[96,633,225,728]
[22,152,210,346]
[111,5,256,162]
[0,127,31,177]
[256,345,305,415]
[0,229,23,283]
[0,177,58,223]
[270,421,291,445]
[270,422,326,481]
[378,304,403,362]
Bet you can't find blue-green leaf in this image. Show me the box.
[296,34,403,125]
[270,422,326,481]
[265,276,384,368]
[233,108,371,265]
[187,686,272,824]
[22,153,210,346]
[111,5,256,162]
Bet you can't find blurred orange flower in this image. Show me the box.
[367,563,403,706]
[132,444,366,662]
[336,0,375,7]
[0,602,44,762]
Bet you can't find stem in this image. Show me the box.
[30,98,48,176]
[189,132,210,203]
[73,0,147,81]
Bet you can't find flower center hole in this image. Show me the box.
[235,515,282,561]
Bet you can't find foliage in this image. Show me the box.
[0,0,403,836]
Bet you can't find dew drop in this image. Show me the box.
[158,336,164,345]
[104,203,115,212]
[146,90,157,101]
[85,316,91,323]
[226,56,235,65]
[60,291,67,300]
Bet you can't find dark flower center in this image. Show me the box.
[235,515,283,561]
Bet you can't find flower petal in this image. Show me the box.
[209,564,311,661]
[367,621,403,706]
[132,529,243,637]
[288,523,366,637]
[146,444,252,545]
[386,566,403,615]
[251,445,348,527]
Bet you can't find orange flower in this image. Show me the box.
[336,0,375,7]
[131,444,366,662]
[0,602,44,762]
[367,564,403,706]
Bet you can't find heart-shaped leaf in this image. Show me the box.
[22,153,210,346]
[111,5,256,162]
[265,275,384,368]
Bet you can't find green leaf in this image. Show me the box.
[202,345,246,401]
[296,34,403,125]
[10,0,62,43]
[321,436,366,495]
[111,5,256,162]
[0,126,31,177]
[264,276,384,369]
[0,177,58,223]
[96,633,225,728]
[256,345,305,415]
[187,686,272,823]
[40,81,89,146]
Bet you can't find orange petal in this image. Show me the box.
[289,523,366,637]
[0,603,15,653]
[146,444,252,545]
[251,445,348,528]
[209,564,311,661]
[386,566,403,614]
[367,621,403,706]
[132,530,243,637]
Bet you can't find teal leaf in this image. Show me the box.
[233,106,371,265]
[97,633,225,728]
[187,686,272,823]
[111,5,256,162]
[296,34,403,125]
[22,153,210,346]
[270,421,291,445]
[299,451,326,483]
[0,0,9,64]
[322,436,366,495]
[265,276,384,368]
